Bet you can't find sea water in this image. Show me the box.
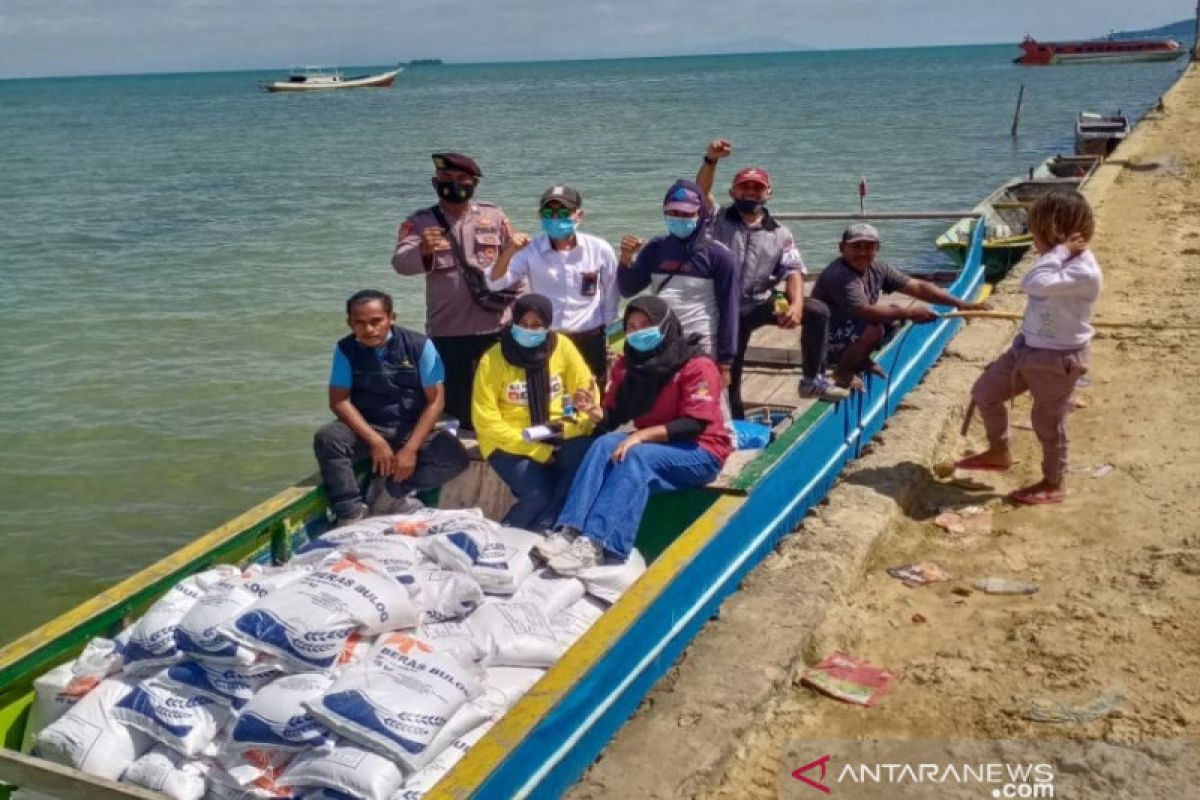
[0,45,1183,640]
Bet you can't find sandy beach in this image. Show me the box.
[573,62,1200,799]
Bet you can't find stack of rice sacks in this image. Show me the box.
[31,508,646,800]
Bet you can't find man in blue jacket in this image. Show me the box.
[617,179,740,385]
[315,289,469,524]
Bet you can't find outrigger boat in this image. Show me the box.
[936,154,1098,283]
[1075,110,1131,156]
[263,66,402,92]
[0,221,984,800]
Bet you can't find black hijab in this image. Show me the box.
[500,293,557,426]
[612,296,701,424]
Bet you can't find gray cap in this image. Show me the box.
[841,223,881,244]
[540,184,582,210]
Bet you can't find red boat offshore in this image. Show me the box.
[1016,34,1184,65]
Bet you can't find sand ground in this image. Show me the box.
[575,64,1200,800]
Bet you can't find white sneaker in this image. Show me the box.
[534,528,578,561]
[548,536,604,575]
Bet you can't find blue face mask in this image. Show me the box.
[626,325,665,353]
[511,325,547,349]
[665,216,698,239]
[542,218,577,240]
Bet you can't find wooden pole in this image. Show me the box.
[1011,84,1026,137]
[772,211,982,221]
[941,309,1200,330]
[1194,0,1200,60]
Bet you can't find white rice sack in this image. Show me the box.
[480,666,545,711]
[176,565,308,665]
[470,527,541,595]
[36,677,154,780]
[305,633,482,772]
[222,555,418,672]
[111,670,232,756]
[410,567,483,622]
[158,660,286,711]
[578,548,646,603]
[468,602,564,668]
[417,620,486,665]
[511,568,586,617]
[419,526,538,596]
[228,673,333,755]
[205,756,296,800]
[280,739,405,800]
[394,721,494,799]
[413,515,504,574]
[121,745,208,800]
[123,566,241,672]
[332,630,376,675]
[550,596,609,648]
[75,635,126,679]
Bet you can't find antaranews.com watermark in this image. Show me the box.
[780,740,1197,799]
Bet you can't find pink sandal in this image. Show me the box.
[1008,488,1066,505]
[954,454,1014,473]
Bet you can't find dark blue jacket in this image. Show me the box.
[337,326,428,428]
[617,179,740,363]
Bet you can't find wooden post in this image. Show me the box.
[1011,84,1026,137]
[1194,0,1200,60]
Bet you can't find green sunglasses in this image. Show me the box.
[539,207,575,220]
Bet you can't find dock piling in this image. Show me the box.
[1011,84,1026,137]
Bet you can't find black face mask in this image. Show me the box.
[733,198,764,215]
[435,180,475,203]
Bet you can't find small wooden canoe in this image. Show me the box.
[0,225,985,799]
[936,154,1097,283]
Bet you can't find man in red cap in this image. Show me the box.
[392,152,518,431]
[696,138,807,418]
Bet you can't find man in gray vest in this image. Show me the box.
[696,138,806,418]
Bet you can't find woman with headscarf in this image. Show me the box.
[537,296,733,574]
[472,293,600,531]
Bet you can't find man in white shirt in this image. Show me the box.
[487,185,620,385]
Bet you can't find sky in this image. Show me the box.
[0,0,1193,79]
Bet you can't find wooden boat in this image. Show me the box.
[1075,111,1130,156]
[1015,34,1184,65]
[936,155,1098,282]
[263,66,402,92]
[0,224,985,799]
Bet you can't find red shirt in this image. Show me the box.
[605,355,733,465]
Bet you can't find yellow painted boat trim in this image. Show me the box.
[431,494,743,798]
[0,480,317,673]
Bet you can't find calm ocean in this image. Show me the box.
[0,45,1183,641]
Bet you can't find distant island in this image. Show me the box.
[1109,18,1195,45]
[407,59,443,66]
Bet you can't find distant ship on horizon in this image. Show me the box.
[1015,34,1184,65]
[408,59,443,66]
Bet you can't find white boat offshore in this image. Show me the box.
[264,65,402,92]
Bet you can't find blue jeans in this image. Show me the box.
[488,436,596,531]
[556,431,722,559]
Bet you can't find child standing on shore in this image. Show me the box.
[955,191,1102,505]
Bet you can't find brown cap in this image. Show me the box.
[432,152,482,178]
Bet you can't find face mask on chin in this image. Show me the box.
[435,180,476,203]
[732,198,764,215]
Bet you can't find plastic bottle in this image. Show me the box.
[972,577,1039,595]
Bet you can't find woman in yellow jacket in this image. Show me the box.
[472,293,600,531]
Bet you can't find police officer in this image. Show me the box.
[392,152,519,431]
[696,138,807,419]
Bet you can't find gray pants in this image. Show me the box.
[313,421,469,519]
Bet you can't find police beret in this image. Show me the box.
[431,152,482,177]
